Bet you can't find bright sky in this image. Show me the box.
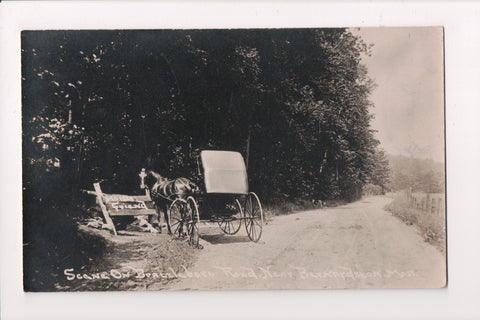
[354,27,445,163]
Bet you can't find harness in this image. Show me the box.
[151,176,198,201]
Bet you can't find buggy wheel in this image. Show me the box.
[186,196,200,247]
[244,192,263,242]
[218,199,243,235]
[168,199,187,239]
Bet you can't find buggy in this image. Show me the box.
[165,150,264,246]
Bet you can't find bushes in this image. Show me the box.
[385,194,445,253]
[23,200,107,291]
[262,197,341,220]
[363,183,384,196]
[263,200,312,217]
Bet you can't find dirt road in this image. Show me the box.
[159,195,446,290]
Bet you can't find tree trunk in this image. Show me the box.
[319,149,328,174]
[246,129,251,170]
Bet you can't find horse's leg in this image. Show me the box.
[148,212,161,232]
[150,201,162,233]
[162,202,172,235]
[152,199,169,234]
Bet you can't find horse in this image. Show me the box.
[143,169,199,234]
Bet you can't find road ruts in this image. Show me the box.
[156,196,446,291]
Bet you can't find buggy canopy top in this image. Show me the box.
[200,150,248,194]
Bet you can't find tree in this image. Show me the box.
[367,148,391,193]
[388,155,444,193]
[23,28,389,290]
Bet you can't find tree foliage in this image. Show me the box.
[22,29,386,206]
[23,29,394,290]
[388,155,444,193]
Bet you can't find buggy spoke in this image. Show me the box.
[173,223,182,235]
[186,196,200,247]
[170,219,181,230]
[168,199,188,239]
[244,193,263,242]
[217,198,242,235]
[246,219,253,233]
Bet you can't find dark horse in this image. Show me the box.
[144,169,199,234]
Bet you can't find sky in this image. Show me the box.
[354,27,445,163]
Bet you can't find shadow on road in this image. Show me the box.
[200,233,251,245]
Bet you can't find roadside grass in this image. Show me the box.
[262,200,312,220]
[385,193,446,254]
[262,198,347,222]
[54,225,197,291]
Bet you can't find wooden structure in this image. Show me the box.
[92,182,157,235]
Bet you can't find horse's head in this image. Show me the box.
[141,169,168,192]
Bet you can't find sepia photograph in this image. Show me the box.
[4,1,480,319]
[21,27,447,292]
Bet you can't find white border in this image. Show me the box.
[1,1,480,319]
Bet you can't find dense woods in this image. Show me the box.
[22,29,389,290]
[23,29,387,204]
